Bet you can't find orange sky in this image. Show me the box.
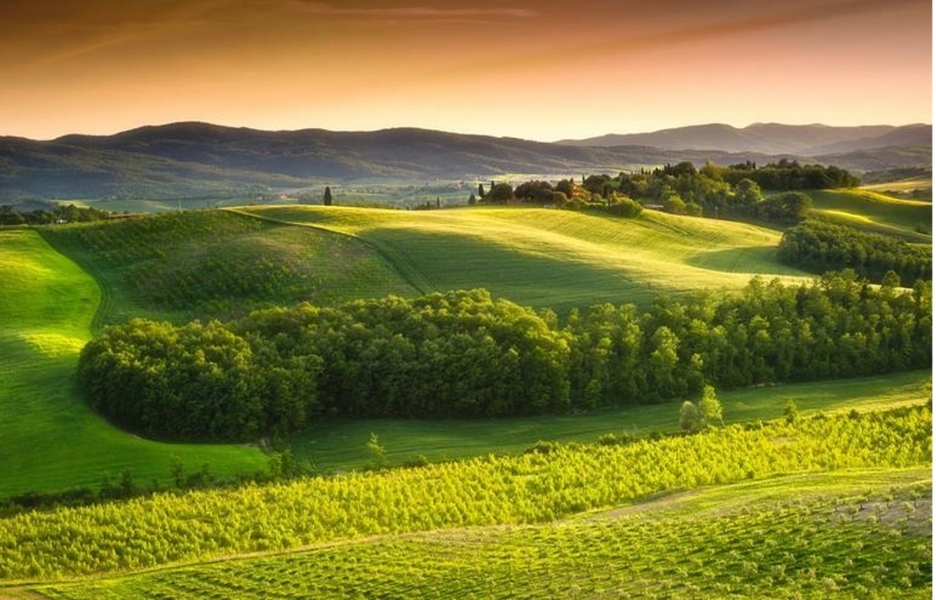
[1,0,931,141]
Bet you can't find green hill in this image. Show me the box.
[38,210,418,326]
[0,229,268,498]
[805,188,932,241]
[236,205,811,312]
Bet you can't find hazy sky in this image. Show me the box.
[1,0,931,141]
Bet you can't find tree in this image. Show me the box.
[366,432,387,469]
[698,385,723,427]
[478,183,485,199]
[679,400,702,432]
[468,193,477,206]
[733,178,763,208]
[784,399,799,424]
[323,186,333,206]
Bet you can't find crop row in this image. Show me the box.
[40,478,931,599]
[0,404,929,580]
[38,211,413,324]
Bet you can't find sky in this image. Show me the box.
[1,0,931,141]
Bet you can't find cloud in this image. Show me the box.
[280,1,538,22]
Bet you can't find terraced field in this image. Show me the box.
[0,229,267,497]
[236,205,810,311]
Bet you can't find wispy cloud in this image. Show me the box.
[281,1,538,23]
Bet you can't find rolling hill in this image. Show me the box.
[1,122,930,201]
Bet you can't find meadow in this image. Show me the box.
[38,210,416,326]
[236,205,810,311]
[0,229,268,498]
[805,188,932,241]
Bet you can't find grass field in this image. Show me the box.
[32,467,930,599]
[0,229,267,498]
[805,188,932,241]
[38,210,417,326]
[861,177,932,200]
[236,205,810,312]
[287,369,932,473]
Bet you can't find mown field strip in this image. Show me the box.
[0,229,267,498]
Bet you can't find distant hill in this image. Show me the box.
[556,123,931,156]
[0,122,930,200]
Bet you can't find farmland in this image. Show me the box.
[34,468,931,599]
[236,205,809,311]
[0,182,930,599]
[0,403,929,580]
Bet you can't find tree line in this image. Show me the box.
[477,159,854,223]
[0,203,111,226]
[78,273,931,443]
[778,220,932,285]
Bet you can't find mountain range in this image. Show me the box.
[556,123,931,155]
[0,122,930,201]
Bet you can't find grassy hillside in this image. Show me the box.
[36,468,931,599]
[236,205,810,312]
[0,229,268,498]
[288,370,932,473]
[805,188,932,241]
[38,210,417,326]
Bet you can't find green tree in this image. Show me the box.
[784,399,799,424]
[366,432,387,469]
[323,186,333,206]
[698,384,723,427]
[679,400,702,433]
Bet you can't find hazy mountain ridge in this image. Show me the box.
[557,123,930,155]
[0,122,930,200]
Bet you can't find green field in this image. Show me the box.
[34,468,931,599]
[861,177,932,200]
[236,205,810,311]
[806,188,932,241]
[289,370,932,473]
[0,229,267,497]
[38,210,417,326]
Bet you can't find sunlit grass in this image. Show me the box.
[0,229,267,498]
[236,205,811,311]
[806,188,932,241]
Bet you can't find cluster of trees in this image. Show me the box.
[717,159,860,190]
[778,220,932,285]
[614,162,817,221]
[475,159,849,223]
[0,203,111,225]
[79,273,931,443]
[474,180,643,217]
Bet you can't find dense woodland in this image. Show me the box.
[478,160,852,223]
[79,272,931,442]
[778,220,932,285]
